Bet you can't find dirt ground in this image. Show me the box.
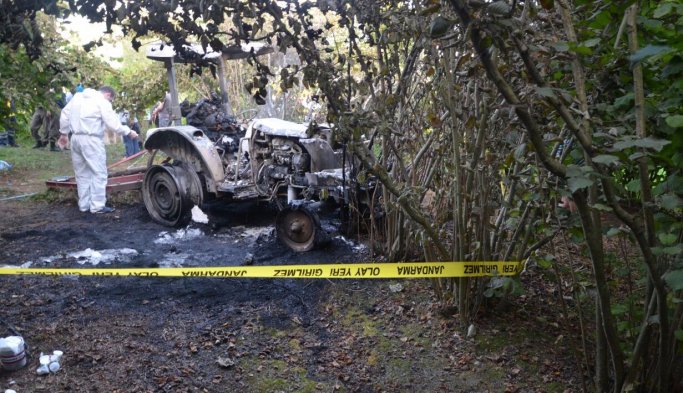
[0,193,582,393]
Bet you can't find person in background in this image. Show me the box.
[29,106,52,149]
[151,92,172,127]
[123,112,141,157]
[303,94,322,123]
[2,99,19,147]
[58,86,138,214]
[118,109,129,128]
[64,88,73,104]
[150,102,161,127]
[30,107,62,151]
[30,89,64,151]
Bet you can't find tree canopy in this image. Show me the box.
[0,7,111,127]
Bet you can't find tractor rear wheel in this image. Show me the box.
[142,163,202,227]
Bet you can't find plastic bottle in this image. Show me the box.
[0,336,27,371]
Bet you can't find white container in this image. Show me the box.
[0,336,27,371]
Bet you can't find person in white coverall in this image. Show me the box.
[58,86,139,214]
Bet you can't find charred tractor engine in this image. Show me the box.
[180,94,244,143]
[143,116,372,252]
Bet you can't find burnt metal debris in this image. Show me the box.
[180,94,245,146]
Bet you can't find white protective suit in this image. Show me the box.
[59,88,132,213]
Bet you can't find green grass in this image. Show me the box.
[239,357,327,393]
[0,140,141,198]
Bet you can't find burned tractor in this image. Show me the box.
[141,42,375,251]
[142,117,373,251]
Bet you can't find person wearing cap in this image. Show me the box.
[58,86,138,214]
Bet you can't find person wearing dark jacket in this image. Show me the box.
[30,90,64,151]
[123,115,142,157]
[3,99,19,147]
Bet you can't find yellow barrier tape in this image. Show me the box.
[0,262,521,279]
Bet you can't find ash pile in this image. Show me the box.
[180,94,246,146]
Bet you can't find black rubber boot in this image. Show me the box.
[32,142,43,149]
[49,141,60,152]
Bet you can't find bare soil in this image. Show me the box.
[0,194,582,393]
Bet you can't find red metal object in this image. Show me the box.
[46,150,148,193]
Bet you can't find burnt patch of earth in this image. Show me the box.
[0,198,582,392]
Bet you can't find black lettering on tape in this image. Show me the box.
[330,268,352,277]
[273,268,322,277]
[503,264,518,273]
[397,265,445,276]
[1,262,519,279]
[181,270,247,277]
[463,265,498,275]
[274,269,286,277]
[36,271,82,276]
[354,267,379,276]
